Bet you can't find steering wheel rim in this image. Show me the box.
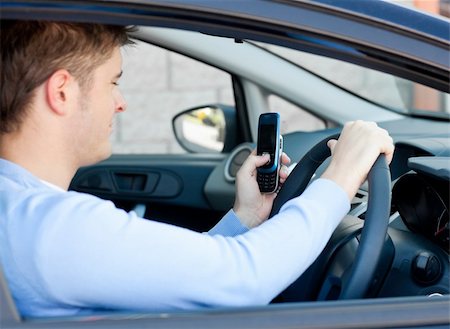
[269,133,391,300]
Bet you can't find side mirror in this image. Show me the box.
[172,104,237,153]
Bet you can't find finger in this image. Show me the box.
[278,165,289,182]
[281,152,291,166]
[246,149,270,167]
[256,154,271,167]
[381,135,395,165]
[370,126,394,165]
[238,153,270,178]
[384,144,395,165]
[327,139,338,155]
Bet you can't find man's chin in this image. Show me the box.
[97,148,113,163]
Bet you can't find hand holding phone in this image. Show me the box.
[256,113,283,193]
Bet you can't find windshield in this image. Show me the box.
[255,42,449,120]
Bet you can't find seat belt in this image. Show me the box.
[0,264,21,323]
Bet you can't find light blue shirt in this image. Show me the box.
[0,158,349,318]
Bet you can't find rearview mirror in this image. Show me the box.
[172,105,237,153]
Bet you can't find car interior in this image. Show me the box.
[0,3,449,327]
[37,26,450,310]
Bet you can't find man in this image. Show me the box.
[0,21,394,318]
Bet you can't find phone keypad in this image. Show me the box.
[257,171,278,193]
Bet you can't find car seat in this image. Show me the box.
[0,264,21,323]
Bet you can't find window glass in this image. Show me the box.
[112,40,235,154]
[257,43,449,119]
[267,95,327,134]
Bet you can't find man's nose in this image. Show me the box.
[115,91,127,113]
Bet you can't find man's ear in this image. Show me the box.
[45,69,75,115]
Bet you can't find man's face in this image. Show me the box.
[73,46,126,166]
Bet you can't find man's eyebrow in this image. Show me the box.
[114,71,123,79]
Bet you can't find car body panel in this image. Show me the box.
[2,0,449,91]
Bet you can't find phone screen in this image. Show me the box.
[257,124,276,169]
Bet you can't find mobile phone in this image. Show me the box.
[256,113,283,193]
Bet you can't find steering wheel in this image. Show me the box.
[269,133,391,300]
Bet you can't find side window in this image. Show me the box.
[267,95,327,134]
[112,40,235,154]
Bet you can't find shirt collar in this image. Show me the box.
[0,158,65,191]
[39,179,66,192]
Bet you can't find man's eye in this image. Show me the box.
[112,82,119,86]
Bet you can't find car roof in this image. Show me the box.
[99,0,450,42]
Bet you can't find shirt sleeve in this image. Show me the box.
[34,178,349,314]
[208,209,249,237]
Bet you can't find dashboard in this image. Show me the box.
[393,156,449,250]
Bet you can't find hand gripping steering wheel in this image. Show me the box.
[269,133,391,299]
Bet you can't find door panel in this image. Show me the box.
[70,154,229,232]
